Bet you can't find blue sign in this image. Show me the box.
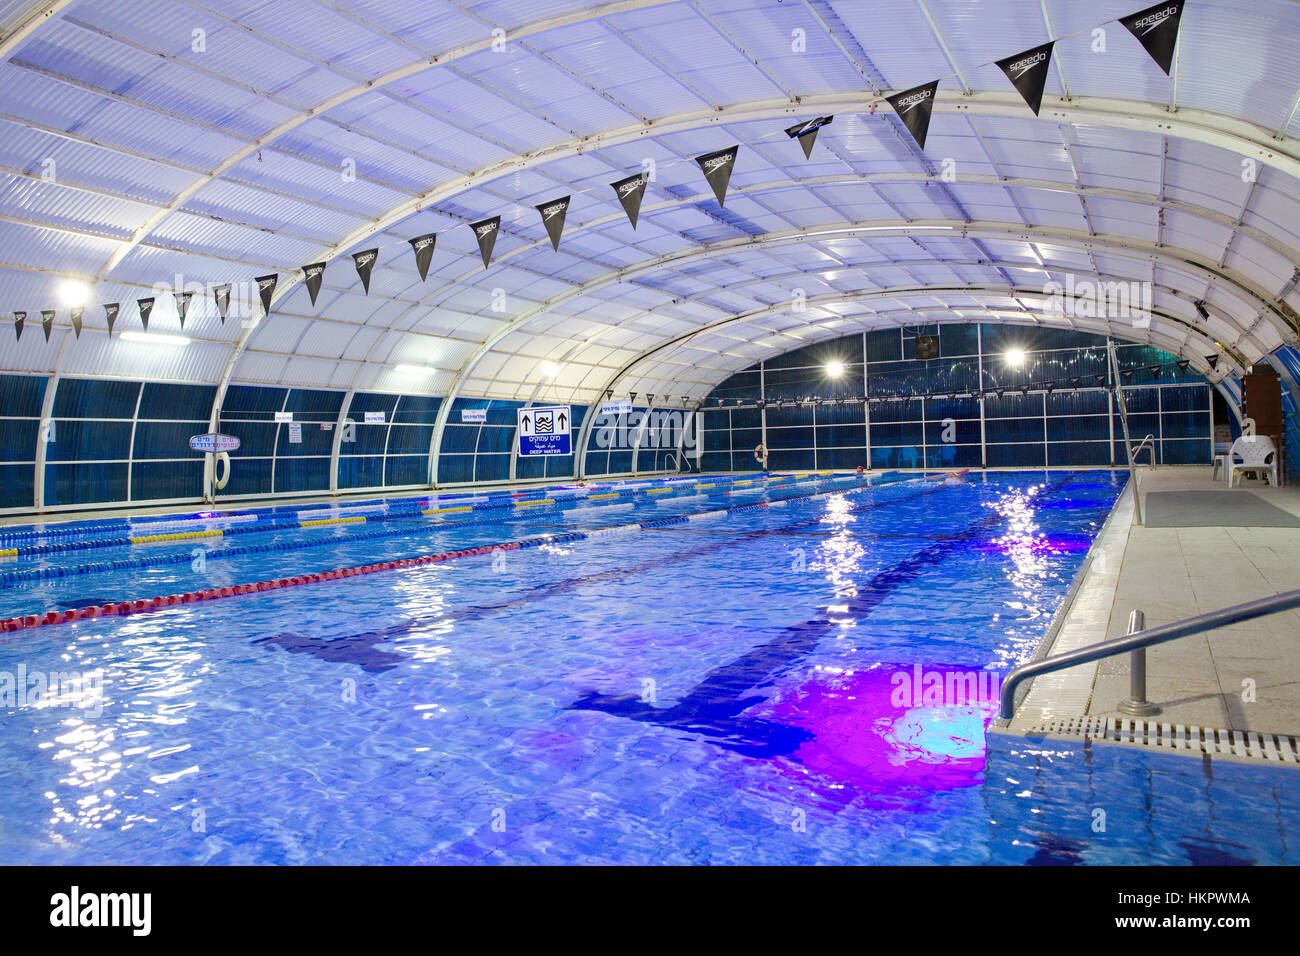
[518,405,571,457]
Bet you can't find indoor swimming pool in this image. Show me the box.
[0,470,1295,865]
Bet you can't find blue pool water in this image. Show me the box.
[0,469,1296,865]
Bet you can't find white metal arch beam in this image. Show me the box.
[0,0,75,60]
[332,171,1300,390]
[571,300,1226,477]
[95,0,683,281]
[598,289,1236,398]
[427,220,1299,483]
[510,275,1260,413]
[204,90,1300,433]
[257,90,1300,317]
[436,220,1295,404]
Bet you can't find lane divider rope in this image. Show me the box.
[0,474,851,585]
[0,475,892,634]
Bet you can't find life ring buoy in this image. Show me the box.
[213,451,231,491]
[754,442,768,467]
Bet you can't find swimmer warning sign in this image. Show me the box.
[518,405,571,457]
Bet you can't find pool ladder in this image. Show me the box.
[999,587,1300,720]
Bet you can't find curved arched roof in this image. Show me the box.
[2,0,1299,413]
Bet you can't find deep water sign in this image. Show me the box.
[518,405,571,457]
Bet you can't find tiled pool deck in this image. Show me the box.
[1006,465,1300,740]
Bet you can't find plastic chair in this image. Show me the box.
[1228,435,1278,487]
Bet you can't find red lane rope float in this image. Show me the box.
[0,540,528,634]
[0,474,883,635]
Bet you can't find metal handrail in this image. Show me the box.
[999,587,1300,719]
[1130,434,1157,468]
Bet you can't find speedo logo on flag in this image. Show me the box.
[1007,50,1047,77]
[355,252,375,267]
[412,236,434,251]
[617,178,644,197]
[541,202,565,219]
[257,277,275,292]
[476,223,496,237]
[702,155,731,173]
[894,89,931,112]
[1132,6,1179,33]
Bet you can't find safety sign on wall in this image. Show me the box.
[517,405,571,457]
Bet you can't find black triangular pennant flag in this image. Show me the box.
[174,291,192,329]
[14,311,25,341]
[996,42,1054,116]
[302,262,326,306]
[1206,354,1219,370]
[471,217,500,269]
[256,274,278,318]
[409,233,437,281]
[352,249,378,294]
[535,196,570,252]
[137,297,154,331]
[213,284,230,323]
[70,306,83,338]
[887,81,940,150]
[40,310,54,341]
[695,145,738,207]
[784,115,833,159]
[610,173,648,229]
[104,303,119,335]
[1120,1,1185,75]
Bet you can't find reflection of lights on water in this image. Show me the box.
[879,706,993,762]
[989,488,1050,602]
[816,495,865,605]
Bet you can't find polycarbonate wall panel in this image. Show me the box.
[131,382,217,502]
[338,392,443,490]
[218,385,343,496]
[437,398,532,485]
[0,374,45,508]
[582,406,684,477]
[43,377,140,507]
[703,326,1214,472]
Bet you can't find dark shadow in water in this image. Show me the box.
[252,630,406,673]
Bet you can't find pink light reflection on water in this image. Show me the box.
[761,664,1000,808]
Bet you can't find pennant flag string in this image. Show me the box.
[535,196,570,251]
[996,41,1055,116]
[886,80,940,150]
[352,248,379,294]
[2,5,1185,337]
[409,233,437,281]
[471,216,501,269]
[1121,0,1186,75]
[785,115,833,159]
[695,145,739,207]
[302,262,326,306]
[175,290,192,329]
[255,274,278,319]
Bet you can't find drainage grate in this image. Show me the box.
[1020,716,1300,765]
